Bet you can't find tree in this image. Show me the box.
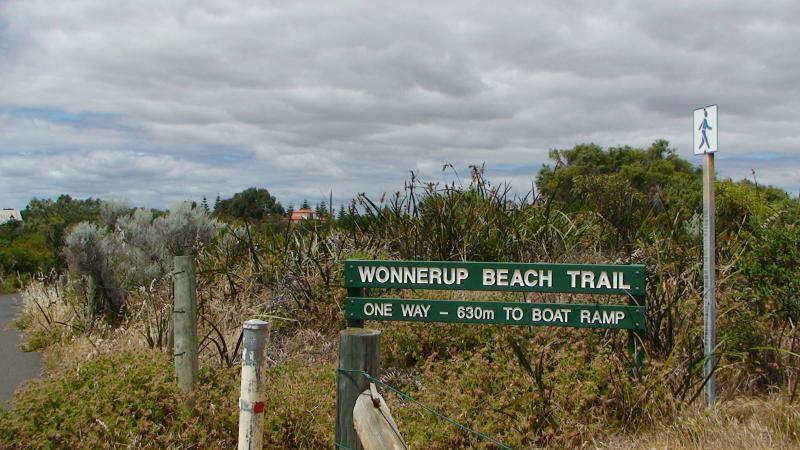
[536,140,701,211]
[301,199,310,209]
[214,188,284,222]
[315,201,328,218]
[17,195,102,270]
[64,201,217,323]
[535,140,704,251]
[337,205,346,221]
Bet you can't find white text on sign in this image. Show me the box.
[360,302,630,326]
[356,265,633,291]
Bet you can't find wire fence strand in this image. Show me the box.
[336,368,513,450]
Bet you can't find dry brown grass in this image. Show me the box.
[17,281,71,328]
[604,397,800,449]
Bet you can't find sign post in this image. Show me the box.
[343,260,647,337]
[694,104,717,407]
[338,259,647,445]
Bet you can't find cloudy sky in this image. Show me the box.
[1,0,798,210]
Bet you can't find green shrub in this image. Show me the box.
[386,326,669,449]
[262,362,335,448]
[0,350,237,449]
[0,350,336,449]
[382,321,504,368]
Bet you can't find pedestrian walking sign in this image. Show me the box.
[693,103,719,406]
[694,105,718,154]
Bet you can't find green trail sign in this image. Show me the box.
[343,260,646,332]
[337,259,648,446]
[344,260,645,295]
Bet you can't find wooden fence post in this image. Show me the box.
[238,319,270,450]
[87,274,99,318]
[173,255,198,395]
[353,384,406,449]
[335,328,381,450]
[629,292,646,377]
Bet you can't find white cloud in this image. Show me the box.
[1,0,798,210]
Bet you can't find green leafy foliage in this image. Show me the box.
[0,195,100,289]
[383,325,671,448]
[536,140,703,252]
[214,187,284,223]
[0,350,238,449]
[743,207,800,322]
[20,195,102,266]
[0,350,337,449]
[0,235,54,275]
[536,140,700,208]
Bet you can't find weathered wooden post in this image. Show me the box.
[173,255,198,395]
[87,274,99,318]
[353,384,407,449]
[57,274,68,298]
[336,328,381,450]
[238,319,270,450]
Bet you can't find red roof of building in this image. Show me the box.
[290,208,315,222]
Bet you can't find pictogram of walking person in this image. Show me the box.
[698,108,712,149]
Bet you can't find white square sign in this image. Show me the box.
[694,105,718,155]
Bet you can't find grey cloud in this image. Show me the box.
[1,0,798,210]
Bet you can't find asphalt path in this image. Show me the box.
[0,293,42,408]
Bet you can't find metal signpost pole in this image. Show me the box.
[694,104,718,407]
[703,152,716,407]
